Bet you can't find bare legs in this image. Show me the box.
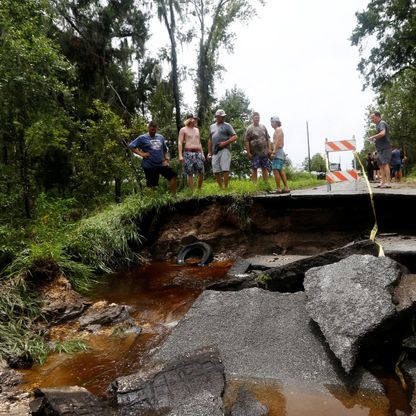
[215,171,230,189]
[379,163,391,186]
[187,174,204,192]
[169,177,177,194]
[272,169,289,192]
[251,168,269,184]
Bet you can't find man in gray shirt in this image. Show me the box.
[208,109,237,189]
[369,111,392,188]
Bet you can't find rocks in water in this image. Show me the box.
[39,275,91,324]
[79,301,134,330]
[208,256,258,291]
[0,360,31,415]
[304,254,413,373]
[29,386,114,415]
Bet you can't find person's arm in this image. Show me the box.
[244,128,252,159]
[208,137,212,158]
[265,127,272,156]
[369,122,386,141]
[178,129,185,162]
[129,137,150,158]
[369,129,385,141]
[217,134,237,149]
[271,128,283,157]
[162,138,170,166]
[131,148,150,158]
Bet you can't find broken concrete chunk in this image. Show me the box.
[112,347,225,415]
[393,274,416,312]
[263,239,379,292]
[152,288,384,395]
[304,254,406,373]
[30,386,113,415]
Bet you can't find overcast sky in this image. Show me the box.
[149,0,375,169]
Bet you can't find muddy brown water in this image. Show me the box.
[22,260,409,415]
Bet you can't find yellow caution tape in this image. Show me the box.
[353,151,384,257]
[395,351,407,390]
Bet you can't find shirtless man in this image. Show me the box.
[178,114,205,192]
[270,116,290,193]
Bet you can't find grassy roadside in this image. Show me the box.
[0,174,323,366]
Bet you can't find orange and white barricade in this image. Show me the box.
[325,138,359,191]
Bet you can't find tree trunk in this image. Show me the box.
[17,136,32,218]
[115,177,122,203]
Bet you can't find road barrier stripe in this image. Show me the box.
[326,170,359,183]
[325,139,356,152]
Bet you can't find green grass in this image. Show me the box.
[0,276,48,366]
[179,173,324,198]
[49,339,90,355]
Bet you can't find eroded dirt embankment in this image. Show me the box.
[145,193,416,261]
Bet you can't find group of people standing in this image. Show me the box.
[129,109,290,194]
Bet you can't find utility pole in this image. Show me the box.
[306,121,311,172]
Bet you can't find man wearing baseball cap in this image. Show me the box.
[208,109,237,189]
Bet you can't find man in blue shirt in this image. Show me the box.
[129,121,177,194]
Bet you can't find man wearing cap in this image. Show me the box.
[208,109,237,189]
[270,116,290,193]
[178,114,205,192]
[244,112,271,183]
[129,121,177,194]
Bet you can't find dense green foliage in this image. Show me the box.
[351,0,415,89]
[302,153,326,173]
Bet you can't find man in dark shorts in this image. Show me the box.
[369,112,392,188]
[129,121,177,194]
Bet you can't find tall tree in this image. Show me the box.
[0,0,74,218]
[351,0,416,89]
[50,0,151,117]
[190,0,264,125]
[154,0,185,132]
[302,153,326,172]
[70,101,135,203]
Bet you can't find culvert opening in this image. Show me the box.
[176,242,213,266]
